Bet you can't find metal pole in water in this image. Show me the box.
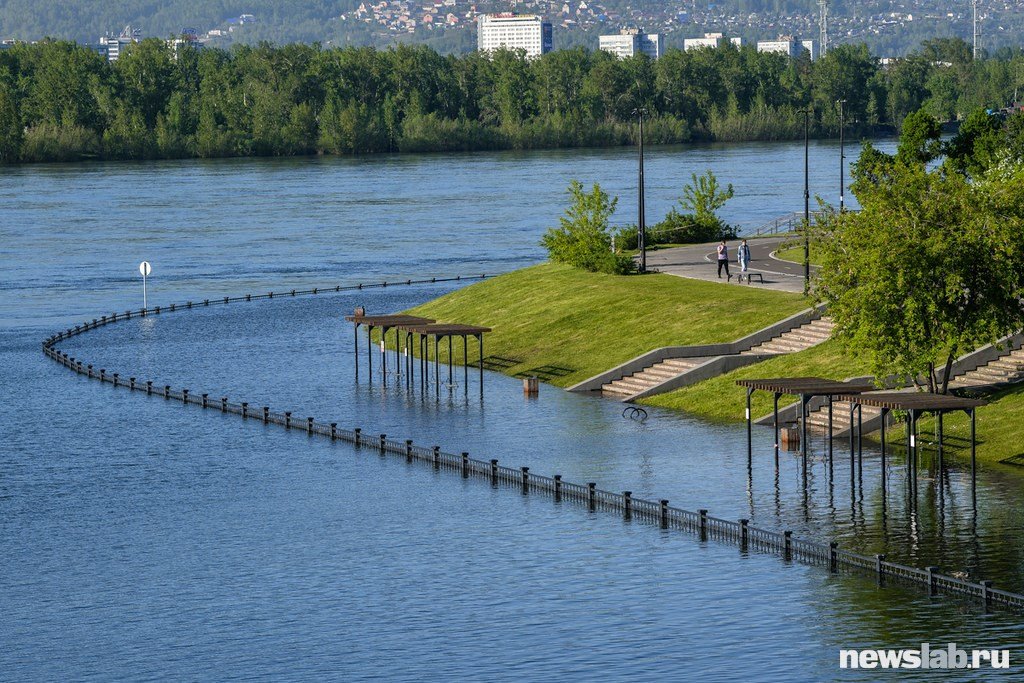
[746,388,753,468]
[139,261,151,310]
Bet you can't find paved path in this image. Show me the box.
[644,236,815,294]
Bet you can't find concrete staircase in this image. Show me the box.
[740,318,834,356]
[948,347,1024,388]
[805,400,885,434]
[598,317,834,399]
[601,358,704,397]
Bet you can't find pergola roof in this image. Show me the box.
[736,377,877,395]
[344,314,434,326]
[838,392,988,412]
[400,323,492,336]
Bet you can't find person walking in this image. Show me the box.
[716,240,730,279]
[738,239,751,279]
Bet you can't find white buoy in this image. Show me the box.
[139,261,151,309]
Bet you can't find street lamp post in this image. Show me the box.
[799,108,811,293]
[634,108,647,274]
[837,99,847,212]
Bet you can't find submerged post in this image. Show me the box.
[746,388,753,467]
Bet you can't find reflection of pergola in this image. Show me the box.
[837,392,987,492]
[344,314,491,396]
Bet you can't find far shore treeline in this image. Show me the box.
[0,36,1021,163]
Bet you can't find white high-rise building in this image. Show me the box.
[97,25,141,62]
[757,36,817,60]
[477,13,553,58]
[599,28,663,59]
[683,33,742,51]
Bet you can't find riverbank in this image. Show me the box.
[406,263,806,387]
[410,263,1024,467]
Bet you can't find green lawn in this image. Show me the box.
[407,263,806,387]
[775,243,824,266]
[640,340,872,422]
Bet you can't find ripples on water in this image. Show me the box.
[4,143,1023,680]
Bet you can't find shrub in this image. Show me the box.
[542,180,635,274]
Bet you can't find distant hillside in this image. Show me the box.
[0,0,1020,56]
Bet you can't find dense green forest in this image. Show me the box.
[0,37,1021,163]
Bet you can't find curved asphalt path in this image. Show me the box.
[643,236,815,293]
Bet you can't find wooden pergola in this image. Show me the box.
[343,314,434,382]
[736,378,876,469]
[344,314,491,396]
[837,391,988,494]
[401,323,492,397]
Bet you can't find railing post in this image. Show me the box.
[181,388,189,404]
[129,377,136,390]
[699,509,708,540]
[99,368,106,382]
[660,499,669,527]
[876,554,886,584]
[202,393,209,408]
[490,459,499,482]
[554,475,563,499]
[829,542,838,573]
[521,467,530,491]
[164,385,171,399]
[784,531,793,560]
[87,364,93,378]
[307,417,314,434]
[331,423,338,440]
[740,519,749,548]
[379,433,386,453]
[462,452,469,477]
[587,482,596,510]
[981,580,993,609]
[406,440,413,461]
[111,373,119,387]
[284,412,292,429]
[263,406,269,423]
[241,402,248,418]
[146,380,153,395]
[220,396,227,412]
[432,446,440,467]
[623,491,632,517]
[926,566,938,596]
[354,428,362,446]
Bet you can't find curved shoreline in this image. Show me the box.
[39,274,1024,613]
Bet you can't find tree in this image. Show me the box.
[541,180,633,274]
[812,121,1024,393]
[680,170,734,227]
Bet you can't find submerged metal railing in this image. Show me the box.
[40,275,1024,613]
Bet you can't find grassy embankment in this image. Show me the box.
[410,262,1024,465]
[407,263,806,388]
[774,244,824,266]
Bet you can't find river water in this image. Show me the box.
[4,140,1023,681]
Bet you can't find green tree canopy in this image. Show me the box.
[541,180,633,275]
[813,117,1024,393]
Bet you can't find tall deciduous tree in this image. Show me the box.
[813,128,1024,393]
